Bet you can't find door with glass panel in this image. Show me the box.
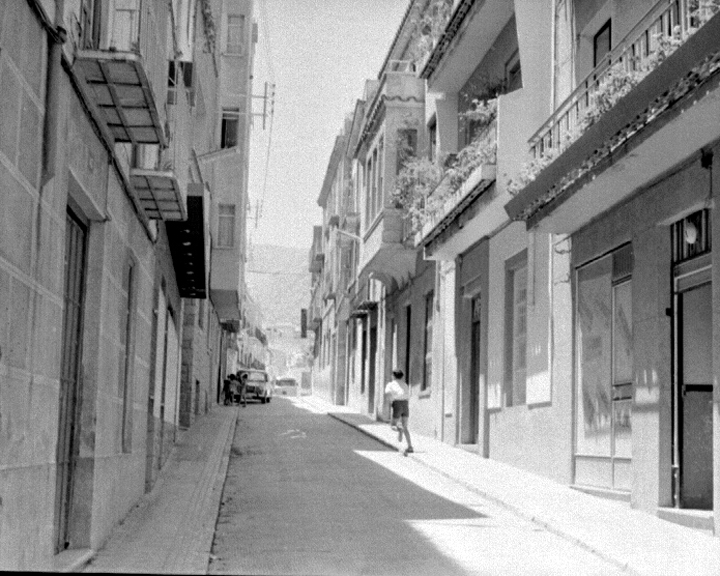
[468,296,481,445]
[671,210,713,509]
[674,270,713,509]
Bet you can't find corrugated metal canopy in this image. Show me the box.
[75,50,165,146]
[131,168,185,221]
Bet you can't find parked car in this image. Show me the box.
[275,377,299,396]
[237,369,273,403]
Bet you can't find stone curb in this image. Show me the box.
[77,408,238,574]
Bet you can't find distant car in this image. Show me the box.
[237,369,273,403]
[275,377,298,396]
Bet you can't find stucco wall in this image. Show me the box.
[486,222,574,484]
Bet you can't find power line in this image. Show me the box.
[254,0,276,228]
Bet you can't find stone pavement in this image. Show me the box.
[80,406,238,574]
[298,395,720,576]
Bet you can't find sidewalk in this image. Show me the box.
[81,406,238,574]
[299,395,720,576]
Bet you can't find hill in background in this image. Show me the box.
[245,243,310,328]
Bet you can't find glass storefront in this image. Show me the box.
[575,244,633,490]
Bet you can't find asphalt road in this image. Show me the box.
[208,396,621,576]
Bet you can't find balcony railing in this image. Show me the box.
[530,0,719,159]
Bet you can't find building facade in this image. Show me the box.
[309,0,720,535]
[0,0,256,570]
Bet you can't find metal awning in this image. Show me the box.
[74,50,165,146]
[131,168,185,221]
[166,185,207,298]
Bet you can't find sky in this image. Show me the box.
[246,0,410,251]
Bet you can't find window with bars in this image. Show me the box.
[226,14,245,54]
[217,204,236,247]
[672,209,711,264]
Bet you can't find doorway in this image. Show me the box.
[368,318,377,415]
[467,295,482,444]
[54,209,88,552]
[674,267,713,509]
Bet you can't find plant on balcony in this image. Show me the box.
[579,64,644,130]
[461,97,498,132]
[199,0,216,54]
[446,130,497,192]
[393,156,443,233]
[408,0,453,68]
[507,3,720,196]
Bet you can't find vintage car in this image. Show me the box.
[237,369,273,403]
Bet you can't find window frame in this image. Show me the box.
[226,14,246,54]
[120,259,137,453]
[504,249,528,407]
[428,117,437,163]
[217,203,236,248]
[593,19,612,68]
[422,291,434,392]
[504,49,522,93]
[220,107,240,148]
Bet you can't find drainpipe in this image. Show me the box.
[40,0,67,187]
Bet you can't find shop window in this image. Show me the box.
[221,108,240,148]
[504,250,527,406]
[593,20,612,67]
[422,292,434,391]
[226,14,245,54]
[217,204,235,247]
[575,243,633,459]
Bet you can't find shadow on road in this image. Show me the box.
[210,397,492,576]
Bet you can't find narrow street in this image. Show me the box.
[208,397,621,576]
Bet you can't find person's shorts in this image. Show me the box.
[391,399,409,419]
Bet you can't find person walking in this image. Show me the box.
[384,369,414,455]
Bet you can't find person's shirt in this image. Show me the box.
[384,378,409,401]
